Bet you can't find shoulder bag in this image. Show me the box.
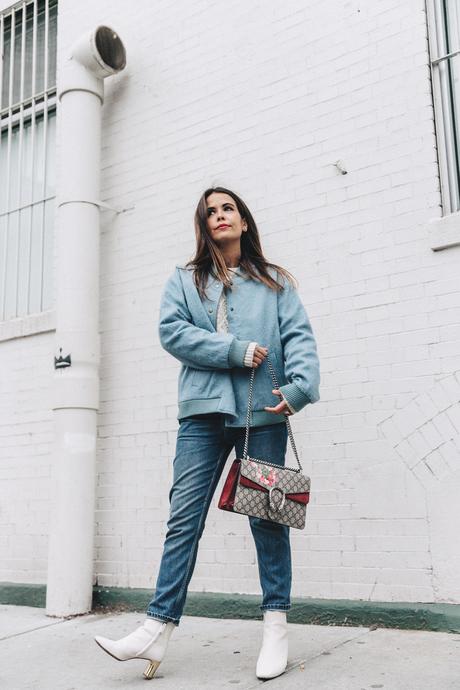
[218,356,310,529]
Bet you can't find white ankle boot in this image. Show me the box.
[256,610,288,679]
[94,617,176,679]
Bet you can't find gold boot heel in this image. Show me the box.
[143,660,161,679]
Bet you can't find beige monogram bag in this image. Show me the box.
[218,357,311,529]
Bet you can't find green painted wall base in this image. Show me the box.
[1,582,460,633]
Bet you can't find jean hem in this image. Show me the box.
[260,604,291,611]
[146,611,180,626]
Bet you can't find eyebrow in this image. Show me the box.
[207,202,235,211]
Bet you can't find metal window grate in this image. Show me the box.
[426,0,460,215]
[0,0,57,320]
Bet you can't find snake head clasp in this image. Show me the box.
[268,486,286,512]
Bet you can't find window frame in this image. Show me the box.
[0,0,58,327]
[426,0,460,217]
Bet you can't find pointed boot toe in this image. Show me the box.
[94,617,175,679]
[94,634,125,661]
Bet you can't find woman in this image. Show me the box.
[95,186,320,681]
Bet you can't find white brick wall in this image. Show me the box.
[0,332,53,583]
[2,0,460,605]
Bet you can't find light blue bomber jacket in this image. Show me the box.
[158,264,320,427]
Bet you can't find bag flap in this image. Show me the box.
[239,457,310,494]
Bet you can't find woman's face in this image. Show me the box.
[205,192,247,245]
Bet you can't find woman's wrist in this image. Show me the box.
[280,391,296,414]
[243,342,258,367]
[278,382,310,413]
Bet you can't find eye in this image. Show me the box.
[207,205,233,216]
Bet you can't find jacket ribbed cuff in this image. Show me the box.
[278,382,311,413]
[228,338,251,367]
[279,391,296,414]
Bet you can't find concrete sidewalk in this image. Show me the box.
[1,605,460,690]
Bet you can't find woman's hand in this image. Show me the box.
[250,346,292,415]
[264,389,293,416]
[251,345,268,367]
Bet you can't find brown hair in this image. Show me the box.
[186,186,297,299]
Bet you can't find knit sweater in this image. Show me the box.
[216,266,295,415]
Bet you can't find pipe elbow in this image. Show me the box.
[59,25,127,101]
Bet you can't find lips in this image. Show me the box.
[217,224,230,230]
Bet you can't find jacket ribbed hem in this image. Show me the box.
[178,398,224,420]
[177,399,287,427]
[226,410,287,428]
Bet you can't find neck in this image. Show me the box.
[221,246,241,268]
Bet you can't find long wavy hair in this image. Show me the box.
[186,186,297,299]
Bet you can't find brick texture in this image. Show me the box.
[1,0,459,604]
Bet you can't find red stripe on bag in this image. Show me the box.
[218,459,241,511]
[239,475,310,505]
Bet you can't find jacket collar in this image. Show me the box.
[204,266,249,302]
[178,264,250,304]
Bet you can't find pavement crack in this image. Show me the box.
[0,618,68,641]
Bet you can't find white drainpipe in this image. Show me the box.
[46,26,126,617]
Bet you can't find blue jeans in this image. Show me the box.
[146,413,291,626]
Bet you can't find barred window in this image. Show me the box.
[0,0,57,321]
[427,0,460,215]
